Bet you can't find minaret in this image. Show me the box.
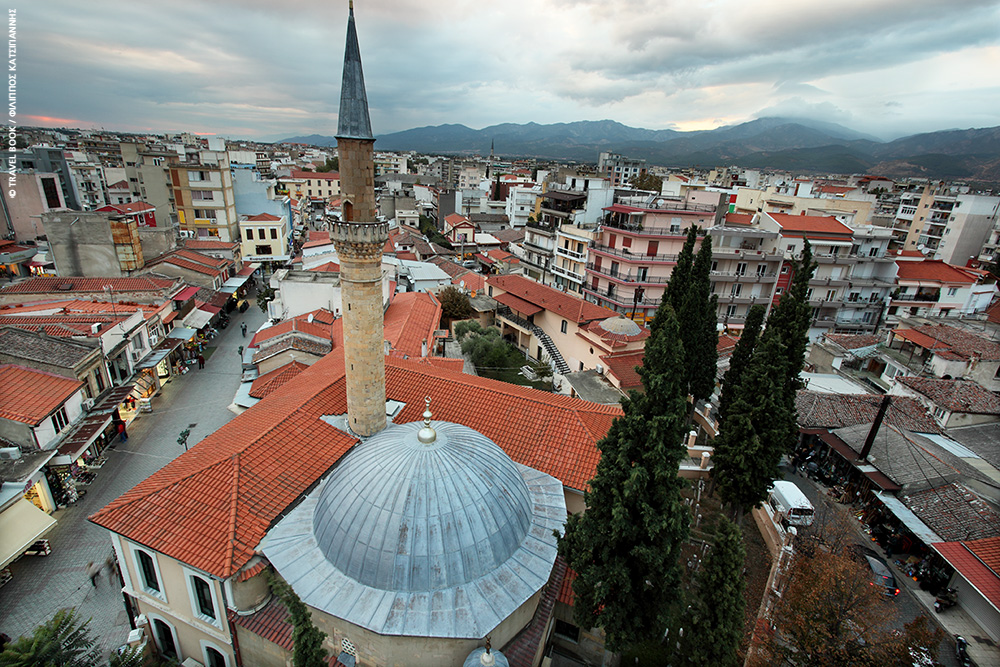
[331,0,389,437]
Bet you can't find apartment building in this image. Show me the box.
[120,142,181,225]
[888,258,994,321]
[583,193,723,324]
[732,184,875,227]
[170,151,240,242]
[290,170,341,201]
[597,151,646,188]
[240,213,291,265]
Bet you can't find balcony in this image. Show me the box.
[555,245,586,261]
[590,244,680,264]
[586,263,671,284]
[583,286,662,310]
[523,239,554,255]
[893,290,940,303]
[713,247,785,261]
[551,263,586,283]
[710,270,777,281]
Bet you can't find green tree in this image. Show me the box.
[270,576,328,667]
[766,240,816,394]
[454,319,483,340]
[630,172,663,192]
[679,232,718,404]
[718,304,766,425]
[257,285,276,315]
[559,306,690,651]
[0,609,100,667]
[438,285,473,322]
[314,157,339,173]
[712,329,792,516]
[678,517,746,667]
[664,226,698,313]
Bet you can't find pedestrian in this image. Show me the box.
[197,354,205,369]
[86,561,100,587]
[106,553,117,582]
[238,345,244,359]
[117,421,128,443]
[241,322,247,337]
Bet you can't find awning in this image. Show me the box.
[182,308,214,330]
[494,292,544,317]
[0,498,57,569]
[222,275,251,291]
[199,304,222,315]
[135,348,172,370]
[56,413,113,460]
[875,491,943,546]
[237,263,260,276]
[167,326,198,340]
[803,429,902,492]
[172,285,200,302]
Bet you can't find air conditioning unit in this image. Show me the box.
[595,363,605,375]
[81,398,95,412]
[0,447,22,461]
[131,350,142,362]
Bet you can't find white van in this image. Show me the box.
[768,480,815,527]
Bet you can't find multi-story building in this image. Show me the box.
[0,172,67,242]
[584,192,723,324]
[934,194,999,265]
[505,185,541,228]
[522,190,586,283]
[120,142,180,225]
[290,170,341,201]
[551,222,599,294]
[373,152,408,176]
[170,151,239,241]
[240,213,291,267]
[597,151,646,188]
[888,257,995,321]
[65,152,109,210]
[732,184,875,227]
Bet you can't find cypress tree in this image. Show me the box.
[665,225,698,313]
[678,517,747,667]
[718,304,766,425]
[559,306,690,651]
[679,232,718,404]
[766,239,817,393]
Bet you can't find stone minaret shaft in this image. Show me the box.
[331,2,388,437]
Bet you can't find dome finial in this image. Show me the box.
[480,636,495,666]
[417,396,436,444]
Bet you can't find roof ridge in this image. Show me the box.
[227,453,241,575]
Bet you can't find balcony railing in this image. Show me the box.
[586,263,672,284]
[555,245,586,261]
[894,291,941,302]
[583,286,662,310]
[551,263,586,283]
[590,244,680,263]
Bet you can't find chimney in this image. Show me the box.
[421,338,428,357]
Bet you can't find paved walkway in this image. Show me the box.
[0,303,266,658]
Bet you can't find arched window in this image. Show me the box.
[192,575,216,621]
[153,619,177,659]
[136,550,159,593]
[205,646,226,667]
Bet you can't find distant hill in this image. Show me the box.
[277,118,1000,183]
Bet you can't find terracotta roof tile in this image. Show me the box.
[897,377,1000,415]
[824,333,881,350]
[0,276,176,295]
[795,390,941,433]
[245,213,282,222]
[905,484,1000,542]
[932,537,1000,609]
[249,361,310,399]
[768,213,853,236]
[291,170,339,181]
[0,364,84,424]
[383,291,441,358]
[895,259,978,284]
[488,274,614,323]
[599,352,644,390]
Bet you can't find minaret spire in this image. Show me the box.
[331,1,389,437]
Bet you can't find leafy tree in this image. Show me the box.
[438,285,473,322]
[0,609,100,667]
[460,326,524,371]
[630,172,663,192]
[664,226,698,314]
[314,157,339,173]
[678,517,746,667]
[712,329,791,517]
[559,306,690,651]
[755,547,943,667]
[257,285,276,315]
[453,319,483,340]
[679,232,718,404]
[718,304,766,425]
[270,576,328,667]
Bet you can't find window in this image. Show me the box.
[42,177,61,208]
[191,575,217,621]
[781,266,789,274]
[94,369,105,392]
[256,245,271,255]
[189,171,207,182]
[726,305,738,317]
[554,619,581,643]
[947,287,957,296]
[245,228,253,240]
[787,244,795,252]
[646,241,659,256]
[205,647,227,667]
[561,320,568,334]
[270,228,277,240]
[730,284,742,297]
[775,287,784,295]
[136,550,160,593]
[756,264,767,276]
[826,289,837,301]
[622,236,631,249]
[153,619,178,659]
[636,267,648,281]
[51,407,69,434]
[736,262,747,276]
[711,261,718,272]
[191,190,214,201]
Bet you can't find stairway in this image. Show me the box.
[531,326,571,375]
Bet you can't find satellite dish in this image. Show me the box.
[460,280,465,288]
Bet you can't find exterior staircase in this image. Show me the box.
[531,327,571,375]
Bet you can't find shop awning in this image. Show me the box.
[199,304,222,315]
[0,498,57,569]
[56,413,113,460]
[181,308,213,330]
[135,348,172,370]
[237,263,261,276]
[91,382,139,414]
[875,491,943,546]
[222,274,251,291]
[172,285,200,302]
[167,327,198,340]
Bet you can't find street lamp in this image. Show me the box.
[631,286,645,322]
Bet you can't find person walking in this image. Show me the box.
[117,421,128,443]
[197,353,205,370]
[86,561,100,587]
[241,322,247,337]
[237,345,244,360]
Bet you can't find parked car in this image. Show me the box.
[849,545,900,597]
[767,480,815,527]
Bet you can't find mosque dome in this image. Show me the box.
[262,413,566,638]
[312,420,534,591]
[599,314,642,337]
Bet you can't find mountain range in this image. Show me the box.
[279,117,1000,183]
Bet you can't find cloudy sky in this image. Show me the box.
[18,0,1000,142]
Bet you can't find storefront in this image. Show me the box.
[46,413,115,505]
[139,337,186,382]
[0,497,56,576]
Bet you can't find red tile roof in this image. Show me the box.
[90,353,621,579]
[725,213,754,225]
[580,318,650,349]
[905,484,1000,542]
[0,276,176,295]
[494,291,544,317]
[897,324,1000,361]
[154,256,224,277]
[600,351,644,390]
[249,361,310,399]
[932,537,1000,610]
[383,291,441,358]
[245,213,282,222]
[444,213,471,230]
[97,201,155,215]
[291,170,339,181]
[824,333,881,350]
[768,213,853,237]
[557,563,577,605]
[172,249,229,268]
[249,310,338,348]
[232,596,295,652]
[0,313,133,338]
[896,377,1000,415]
[818,185,856,194]
[895,259,978,284]
[183,239,239,251]
[795,390,941,433]
[0,364,84,425]
[307,262,340,273]
[488,274,614,323]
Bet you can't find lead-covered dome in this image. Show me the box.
[312,420,534,591]
[599,314,642,336]
[262,416,566,638]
